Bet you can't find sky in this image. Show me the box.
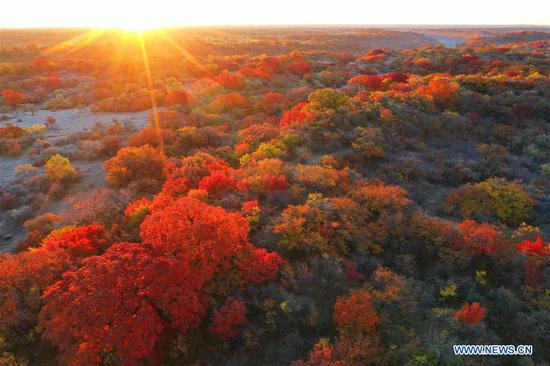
[1,0,549,29]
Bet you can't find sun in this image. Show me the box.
[95,16,168,34]
[119,25,149,33]
[103,23,158,34]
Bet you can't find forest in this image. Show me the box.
[0,26,549,365]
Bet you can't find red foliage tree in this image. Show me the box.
[39,243,207,366]
[241,200,259,216]
[260,56,281,73]
[0,225,108,335]
[198,170,237,195]
[239,66,273,80]
[164,90,189,106]
[149,153,232,208]
[279,102,312,127]
[454,302,486,324]
[32,58,54,69]
[262,174,290,191]
[348,74,384,91]
[263,91,286,113]
[41,225,108,259]
[235,142,249,155]
[215,70,245,90]
[292,341,344,366]
[510,104,535,120]
[1,89,25,106]
[516,236,548,284]
[141,197,248,260]
[382,72,409,83]
[239,248,287,284]
[0,250,70,334]
[516,236,549,257]
[208,298,247,341]
[288,61,312,77]
[343,260,365,282]
[39,75,61,91]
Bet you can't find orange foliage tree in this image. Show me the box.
[164,90,188,106]
[103,145,168,189]
[140,197,285,283]
[293,289,382,366]
[209,93,251,113]
[456,219,505,255]
[333,290,378,336]
[417,77,460,108]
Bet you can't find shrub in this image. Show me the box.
[104,145,167,190]
[124,197,151,227]
[45,154,78,182]
[209,93,250,113]
[352,127,385,159]
[307,88,348,110]
[447,178,534,226]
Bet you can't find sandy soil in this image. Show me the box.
[0,107,151,251]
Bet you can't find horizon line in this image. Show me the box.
[2,23,550,30]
